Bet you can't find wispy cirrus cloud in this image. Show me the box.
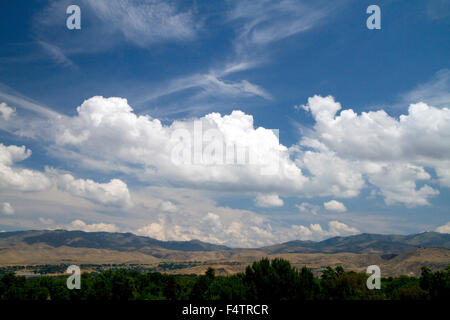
[0,84,61,119]
[37,41,77,69]
[31,0,201,67]
[400,69,450,109]
[135,1,335,113]
[86,0,200,46]
[137,61,272,116]
[0,84,62,139]
[140,72,272,105]
[227,0,335,51]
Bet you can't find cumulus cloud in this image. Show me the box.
[323,200,347,212]
[0,143,52,192]
[136,219,166,241]
[0,102,15,120]
[299,95,450,164]
[290,220,360,241]
[136,216,210,243]
[296,202,320,215]
[3,92,449,250]
[29,94,448,209]
[158,200,177,213]
[201,212,223,233]
[136,212,276,247]
[328,220,360,235]
[3,92,449,222]
[0,142,132,209]
[365,163,439,206]
[436,222,450,234]
[68,219,119,233]
[55,173,133,208]
[0,202,14,215]
[135,202,359,247]
[295,95,449,206]
[294,149,365,198]
[0,143,31,165]
[254,193,284,208]
[50,96,307,194]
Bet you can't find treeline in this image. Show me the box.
[0,258,448,300]
[0,262,205,276]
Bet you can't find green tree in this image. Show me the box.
[243,258,303,300]
[398,286,429,300]
[163,276,180,300]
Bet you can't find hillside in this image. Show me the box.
[0,230,449,277]
[1,229,229,252]
[260,232,450,254]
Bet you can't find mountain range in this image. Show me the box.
[261,231,450,254]
[1,230,449,277]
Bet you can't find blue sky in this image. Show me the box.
[0,0,449,246]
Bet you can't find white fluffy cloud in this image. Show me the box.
[68,219,119,233]
[0,202,14,215]
[56,173,132,208]
[295,95,449,206]
[38,95,449,208]
[323,200,347,212]
[136,216,214,243]
[296,202,320,215]
[136,213,271,247]
[436,222,450,234]
[0,143,30,165]
[0,142,133,209]
[51,96,307,194]
[0,102,15,120]
[300,95,450,164]
[0,143,52,192]
[294,148,365,198]
[254,193,284,208]
[290,221,360,241]
[2,93,449,247]
[365,163,439,206]
[135,203,360,247]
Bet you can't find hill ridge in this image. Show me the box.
[1,229,449,254]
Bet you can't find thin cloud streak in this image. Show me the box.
[137,62,272,107]
[0,84,61,118]
[37,41,78,69]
